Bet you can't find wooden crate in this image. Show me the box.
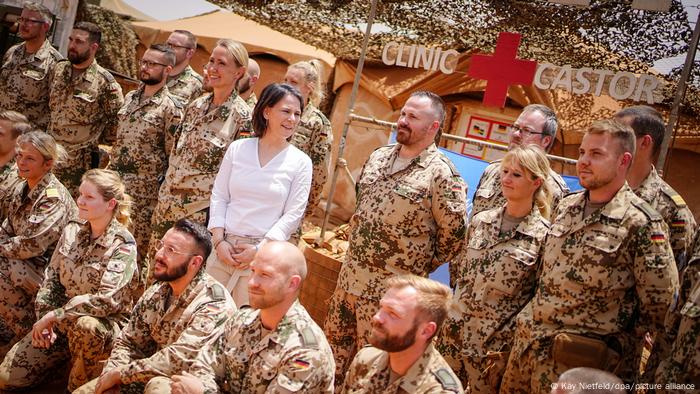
[298,241,342,327]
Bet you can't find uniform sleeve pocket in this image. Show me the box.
[275,373,305,392]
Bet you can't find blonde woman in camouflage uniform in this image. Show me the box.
[438,145,552,393]
[146,39,253,284]
[0,131,77,353]
[0,169,138,391]
[284,59,332,218]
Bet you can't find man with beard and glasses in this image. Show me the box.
[164,241,335,393]
[0,2,62,130]
[47,21,123,196]
[107,44,183,289]
[72,219,235,394]
[324,90,467,389]
[499,120,679,394]
[341,275,463,393]
[470,104,569,222]
[164,30,203,106]
[239,58,260,109]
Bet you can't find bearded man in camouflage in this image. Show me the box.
[324,90,467,389]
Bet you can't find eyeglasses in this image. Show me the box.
[510,124,544,136]
[140,60,169,68]
[18,17,45,24]
[155,240,196,258]
[165,43,194,50]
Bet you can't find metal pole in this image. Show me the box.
[348,114,578,165]
[317,0,379,245]
[657,11,700,172]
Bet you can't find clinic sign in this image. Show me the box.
[381,32,662,108]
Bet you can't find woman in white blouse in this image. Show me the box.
[207,83,312,306]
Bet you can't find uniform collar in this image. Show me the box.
[478,205,546,242]
[632,166,660,204]
[26,172,55,202]
[246,300,303,352]
[89,217,122,248]
[386,142,439,172]
[396,344,440,392]
[132,83,169,108]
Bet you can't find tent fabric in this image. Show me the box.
[131,10,336,70]
[100,0,220,22]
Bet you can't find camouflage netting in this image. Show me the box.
[212,0,700,127]
[76,2,139,78]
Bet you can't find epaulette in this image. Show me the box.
[433,368,460,392]
[632,199,662,221]
[97,67,117,84]
[313,108,331,126]
[437,153,460,176]
[299,326,318,348]
[115,227,136,244]
[661,186,687,208]
[209,283,226,301]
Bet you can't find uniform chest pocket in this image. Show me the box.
[22,67,48,81]
[485,248,539,299]
[72,91,99,122]
[583,230,624,254]
[393,182,427,203]
[142,113,162,127]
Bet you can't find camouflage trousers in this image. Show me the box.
[74,375,162,394]
[437,319,509,393]
[324,287,378,390]
[499,344,567,394]
[0,257,44,339]
[0,315,117,391]
[145,192,208,286]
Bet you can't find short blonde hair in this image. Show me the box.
[586,119,636,158]
[16,131,66,166]
[288,59,324,107]
[386,275,451,335]
[215,39,248,86]
[81,169,132,227]
[501,145,553,219]
[0,111,31,138]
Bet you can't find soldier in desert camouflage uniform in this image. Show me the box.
[614,106,697,384]
[324,91,467,388]
[0,2,62,130]
[47,22,123,195]
[500,120,679,394]
[0,169,138,391]
[108,44,182,283]
[470,104,568,223]
[146,39,252,282]
[73,219,235,394]
[0,111,31,221]
[165,30,203,106]
[285,60,332,218]
[164,241,334,394]
[615,106,696,272]
[342,275,463,394]
[0,131,77,348]
[655,233,700,392]
[438,146,552,393]
[239,58,260,110]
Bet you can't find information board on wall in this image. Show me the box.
[459,115,510,162]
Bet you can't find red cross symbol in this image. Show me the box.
[468,32,537,108]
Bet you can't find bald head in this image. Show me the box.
[552,368,624,394]
[238,58,261,95]
[256,241,307,281]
